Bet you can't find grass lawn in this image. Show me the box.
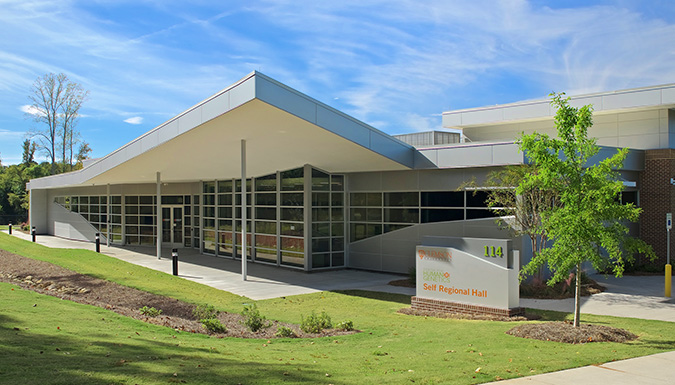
[1,232,674,384]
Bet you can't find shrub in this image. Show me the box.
[275,326,297,338]
[200,318,226,333]
[241,303,271,332]
[301,311,332,333]
[193,304,219,320]
[335,320,354,331]
[408,267,416,285]
[139,306,162,317]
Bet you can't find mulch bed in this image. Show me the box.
[391,279,636,344]
[0,249,354,339]
[506,322,638,344]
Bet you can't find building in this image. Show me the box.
[27,72,675,273]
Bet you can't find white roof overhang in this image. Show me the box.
[443,83,675,128]
[29,72,425,189]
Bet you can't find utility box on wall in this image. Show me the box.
[412,236,523,317]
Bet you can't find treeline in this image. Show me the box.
[0,139,89,225]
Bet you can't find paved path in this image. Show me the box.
[521,274,675,322]
[487,350,675,385]
[3,230,674,384]
[2,231,414,300]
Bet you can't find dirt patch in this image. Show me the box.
[397,307,537,322]
[506,321,638,344]
[0,249,355,339]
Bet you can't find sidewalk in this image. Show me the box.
[1,230,414,300]
[486,350,675,384]
[521,274,675,322]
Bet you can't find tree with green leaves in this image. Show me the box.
[21,139,37,166]
[519,93,654,327]
[461,165,557,281]
[469,165,558,281]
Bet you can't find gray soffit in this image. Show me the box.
[443,83,675,128]
[29,72,423,190]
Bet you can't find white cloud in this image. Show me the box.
[1,0,674,148]
[0,128,25,138]
[124,116,143,125]
[20,104,43,116]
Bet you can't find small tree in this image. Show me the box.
[519,93,654,327]
[464,165,557,281]
[74,142,92,169]
[21,139,37,166]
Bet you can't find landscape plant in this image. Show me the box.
[138,306,162,317]
[200,318,227,333]
[335,320,354,331]
[274,325,297,338]
[518,93,655,326]
[241,303,271,332]
[300,310,332,333]
[192,303,219,320]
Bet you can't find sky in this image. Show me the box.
[1,0,674,165]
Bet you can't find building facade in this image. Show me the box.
[27,73,675,273]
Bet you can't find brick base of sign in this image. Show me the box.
[411,296,525,317]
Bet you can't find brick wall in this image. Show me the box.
[411,296,525,317]
[639,149,675,265]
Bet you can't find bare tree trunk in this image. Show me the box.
[573,262,581,327]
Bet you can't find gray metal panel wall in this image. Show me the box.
[348,219,516,274]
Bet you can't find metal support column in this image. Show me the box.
[156,172,162,260]
[241,139,247,281]
[106,184,111,247]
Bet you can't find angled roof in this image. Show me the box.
[30,72,427,189]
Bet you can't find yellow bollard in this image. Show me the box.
[666,264,672,298]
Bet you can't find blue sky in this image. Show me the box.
[1,0,674,164]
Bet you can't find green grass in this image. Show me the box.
[1,232,674,384]
[0,232,246,310]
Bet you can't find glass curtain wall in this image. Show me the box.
[234,178,253,259]
[254,173,278,263]
[310,170,345,268]
[206,167,304,267]
[54,195,122,242]
[350,190,496,242]
[202,182,216,253]
[279,168,304,267]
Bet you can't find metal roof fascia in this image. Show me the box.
[444,83,675,128]
[29,71,422,189]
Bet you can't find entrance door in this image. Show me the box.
[161,206,183,247]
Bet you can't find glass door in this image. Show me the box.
[161,206,183,247]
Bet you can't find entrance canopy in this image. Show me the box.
[29,72,426,189]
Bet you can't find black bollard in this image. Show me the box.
[95,233,100,253]
[31,227,36,242]
[8,223,11,235]
[172,248,178,276]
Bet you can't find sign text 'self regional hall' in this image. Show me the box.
[412,237,523,317]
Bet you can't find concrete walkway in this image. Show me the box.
[3,230,674,384]
[2,231,414,300]
[521,274,675,322]
[486,350,675,385]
